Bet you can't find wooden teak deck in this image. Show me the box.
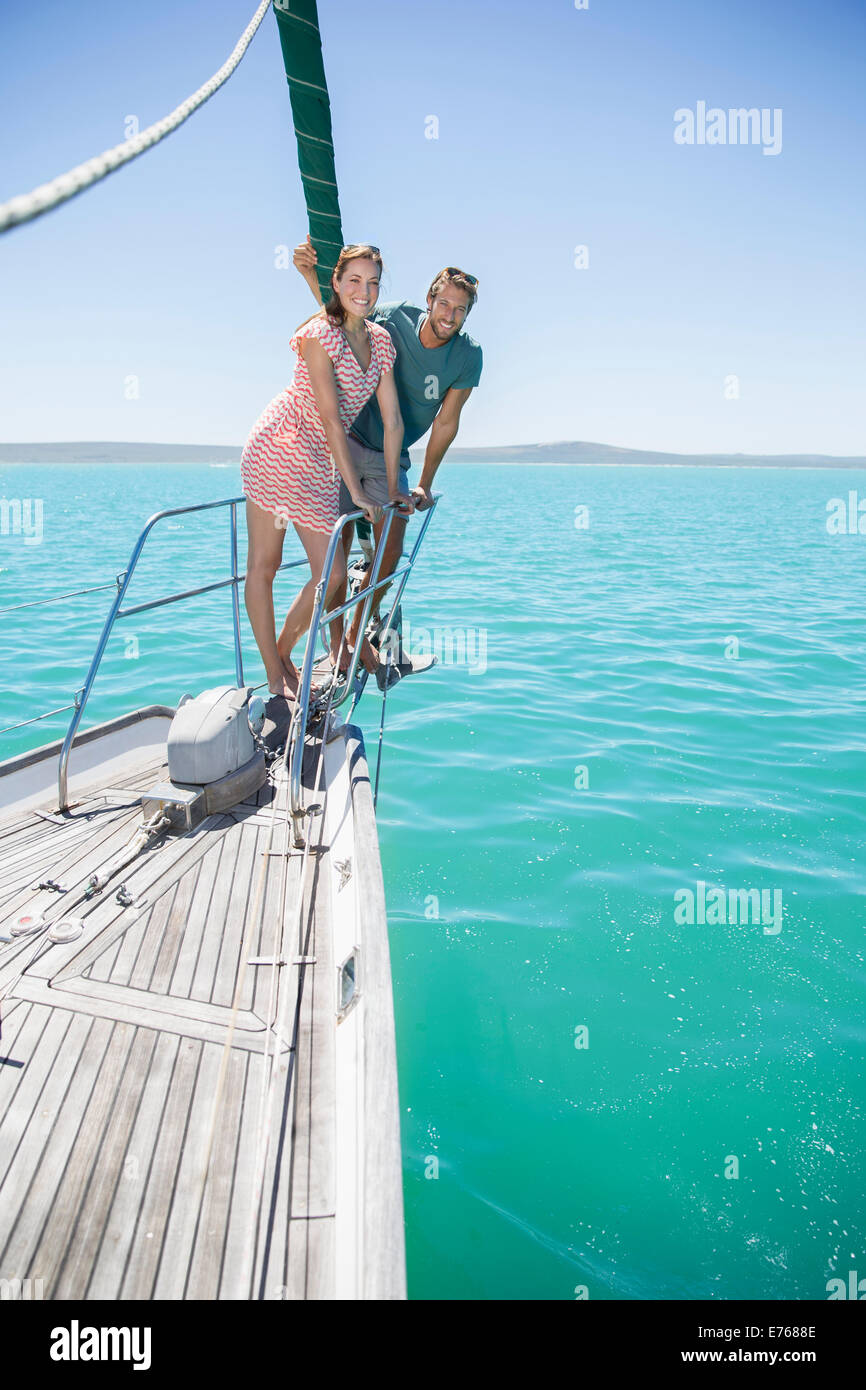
[0,712,406,1300]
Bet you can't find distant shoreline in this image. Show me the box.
[1,441,865,469]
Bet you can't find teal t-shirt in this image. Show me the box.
[349,301,482,463]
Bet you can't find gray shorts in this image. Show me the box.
[338,434,412,513]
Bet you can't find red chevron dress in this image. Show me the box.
[241,313,397,533]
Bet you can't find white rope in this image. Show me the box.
[191,737,292,1280]
[194,589,356,1294]
[0,0,272,234]
[190,702,332,1300]
[245,655,344,1297]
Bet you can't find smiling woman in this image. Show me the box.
[239,243,406,699]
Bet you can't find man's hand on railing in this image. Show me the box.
[353,490,384,525]
[389,489,415,518]
[410,484,434,511]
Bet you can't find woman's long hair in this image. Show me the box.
[295,243,384,334]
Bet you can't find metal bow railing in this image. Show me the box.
[3,492,438,815]
[46,496,306,810]
[287,496,439,845]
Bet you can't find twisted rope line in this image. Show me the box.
[0,0,271,234]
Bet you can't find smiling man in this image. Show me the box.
[293,237,483,669]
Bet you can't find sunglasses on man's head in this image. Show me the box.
[440,266,478,286]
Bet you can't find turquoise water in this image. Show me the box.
[2,460,865,1300]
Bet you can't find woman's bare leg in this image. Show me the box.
[244,501,297,697]
[277,522,348,680]
[328,527,380,675]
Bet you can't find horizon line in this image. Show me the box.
[1,439,865,462]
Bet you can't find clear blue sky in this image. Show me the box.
[1,0,863,455]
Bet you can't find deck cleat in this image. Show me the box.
[11,912,47,937]
[48,917,84,944]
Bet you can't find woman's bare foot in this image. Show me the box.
[267,658,300,699]
[329,643,351,673]
[273,655,329,704]
[348,635,380,673]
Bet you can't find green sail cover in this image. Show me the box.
[273,0,344,303]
